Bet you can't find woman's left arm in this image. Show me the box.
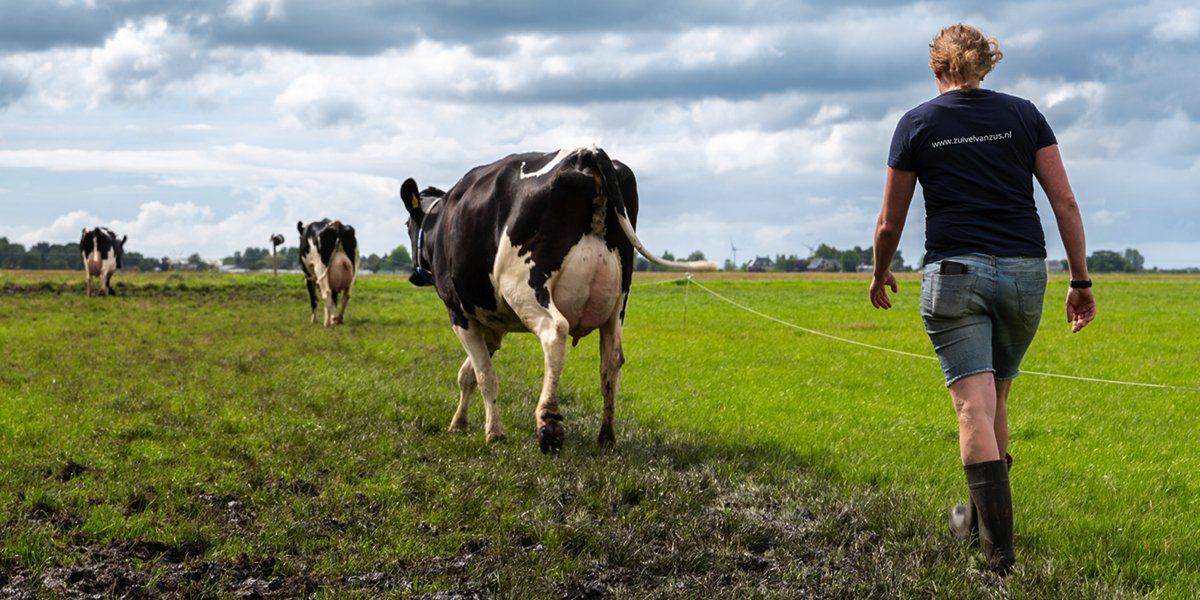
[1034,144,1095,332]
[870,167,917,309]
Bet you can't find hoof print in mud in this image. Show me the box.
[538,421,565,454]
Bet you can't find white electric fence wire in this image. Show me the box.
[674,275,1200,392]
[684,277,938,361]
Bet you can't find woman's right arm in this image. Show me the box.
[1034,144,1096,333]
[870,166,916,309]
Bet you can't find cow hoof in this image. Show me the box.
[448,420,469,433]
[486,431,507,444]
[597,425,615,449]
[538,420,565,455]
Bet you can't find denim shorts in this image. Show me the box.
[921,254,1048,386]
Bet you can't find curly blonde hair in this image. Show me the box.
[928,24,1003,89]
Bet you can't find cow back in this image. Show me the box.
[429,148,639,330]
[80,227,120,261]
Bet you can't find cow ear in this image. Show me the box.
[400,178,423,218]
[121,235,127,245]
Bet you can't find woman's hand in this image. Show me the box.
[1066,287,1095,332]
[870,270,898,309]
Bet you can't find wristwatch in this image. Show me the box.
[1069,279,1093,289]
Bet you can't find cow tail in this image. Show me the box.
[591,147,718,272]
[591,147,628,230]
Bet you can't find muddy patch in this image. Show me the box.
[2,543,333,599]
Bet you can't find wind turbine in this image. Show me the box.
[728,235,740,267]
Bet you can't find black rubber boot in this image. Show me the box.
[964,459,1015,573]
[948,453,1011,547]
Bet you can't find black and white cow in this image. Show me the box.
[401,146,716,453]
[297,219,361,326]
[80,227,126,297]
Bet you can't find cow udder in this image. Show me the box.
[85,250,113,278]
[552,236,622,342]
[326,252,356,292]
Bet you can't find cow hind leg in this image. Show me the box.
[528,310,570,454]
[597,303,626,448]
[305,279,320,323]
[453,325,506,443]
[335,289,351,325]
[449,357,476,433]
[321,287,335,327]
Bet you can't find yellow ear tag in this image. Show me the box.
[411,193,421,209]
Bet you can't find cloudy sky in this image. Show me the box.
[2,0,1198,269]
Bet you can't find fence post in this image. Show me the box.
[270,234,285,276]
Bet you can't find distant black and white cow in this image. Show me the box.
[80,227,126,297]
[297,219,361,326]
[401,146,716,453]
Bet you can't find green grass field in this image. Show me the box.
[630,273,1200,594]
[1,270,1197,598]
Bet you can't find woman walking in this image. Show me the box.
[868,24,1096,573]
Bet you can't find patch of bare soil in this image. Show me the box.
[1,543,328,600]
[2,494,917,599]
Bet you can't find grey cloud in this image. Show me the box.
[1,0,1171,112]
[0,0,914,56]
[201,3,420,55]
[405,30,926,108]
[458,64,903,106]
[368,0,810,44]
[0,1,121,51]
[99,55,206,105]
[0,68,28,109]
[294,97,367,128]
[1040,97,1091,131]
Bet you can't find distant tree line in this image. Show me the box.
[1086,248,1146,273]
[0,237,215,273]
[782,243,910,273]
[635,244,909,273]
[365,246,413,273]
[219,245,413,273]
[630,244,1187,274]
[0,238,84,270]
[222,247,297,271]
[2,236,1187,275]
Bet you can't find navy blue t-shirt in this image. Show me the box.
[888,89,1057,266]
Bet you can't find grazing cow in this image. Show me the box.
[297,219,360,326]
[401,146,716,453]
[79,227,126,297]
